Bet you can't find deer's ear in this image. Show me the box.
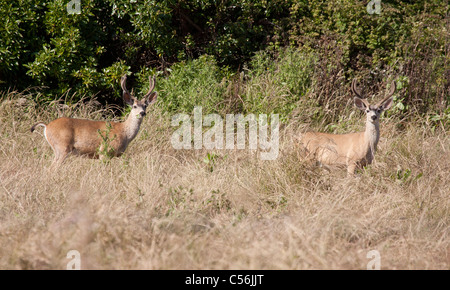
[379,97,393,111]
[144,92,157,105]
[354,97,368,111]
[123,91,135,106]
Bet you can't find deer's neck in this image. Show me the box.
[123,113,143,142]
[364,121,380,160]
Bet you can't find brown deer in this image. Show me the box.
[31,75,157,166]
[298,79,396,176]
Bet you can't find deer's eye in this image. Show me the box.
[133,105,137,109]
[366,110,370,113]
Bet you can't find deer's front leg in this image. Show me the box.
[346,161,357,177]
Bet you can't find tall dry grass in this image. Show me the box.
[0,90,448,269]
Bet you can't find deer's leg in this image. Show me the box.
[347,162,357,177]
[51,145,71,168]
[296,145,313,165]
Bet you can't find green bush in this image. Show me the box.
[155,55,228,114]
[0,0,447,121]
[242,48,316,120]
[0,0,44,89]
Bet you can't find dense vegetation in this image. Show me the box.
[0,1,448,270]
[1,0,448,124]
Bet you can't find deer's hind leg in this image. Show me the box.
[45,127,74,168]
[50,146,71,168]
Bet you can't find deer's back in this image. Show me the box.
[300,131,364,165]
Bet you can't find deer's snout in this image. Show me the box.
[371,115,377,121]
[140,111,146,117]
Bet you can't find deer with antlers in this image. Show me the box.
[298,79,396,176]
[31,75,157,166]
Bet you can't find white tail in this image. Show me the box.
[298,79,396,176]
[31,75,157,166]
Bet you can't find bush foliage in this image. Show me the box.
[0,0,448,120]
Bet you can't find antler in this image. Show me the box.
[121,74,135,105]
[386,80,396,98]
[377,80,396,106]
[352,78,371,108]
[143,76,156,100]
[351,79,363,98]
[121,75,130,95]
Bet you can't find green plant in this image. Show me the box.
[156,55,227,114]
[203,152,218,173]
[0,0,447,122]
[165,186,194,216]
[428,107,450,133]
[203,189,232,214]
[242,48,316,121]
[97,122,117,162]
[393,168,423,185]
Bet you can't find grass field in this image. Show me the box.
[0,91,448,270]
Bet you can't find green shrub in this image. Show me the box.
[242,48,316,121]
[0,0,447,122]
[0,0,44,88]
[155,55,227,114]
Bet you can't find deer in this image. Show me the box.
[31,75,157,166]
[297,79,396,176]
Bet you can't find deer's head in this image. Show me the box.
[352,79,395,124]
[121,75,157,119]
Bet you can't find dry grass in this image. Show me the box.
[0,92,449,270]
